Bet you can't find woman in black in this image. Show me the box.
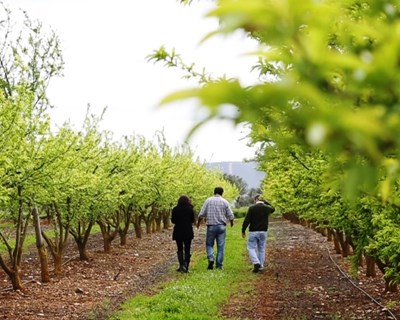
[171,195,195,273]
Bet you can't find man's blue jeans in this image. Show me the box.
[206,224,226,268]
[247,231,267,268]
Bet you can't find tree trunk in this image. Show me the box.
[155,222,161,232]
[345,234,354,256]
[103,237,112,253]
[319,227,327,237]
[145,219,152,234]
[119,206,131,246]
[162,209,170,229]
[384,279,398,293]
[336,230,350,257]
[365,255,376,277]
[332,231,342,254]
[0,256,23,290]
[140,211,153,235]
[41,202,70,278]
[327,228,333,242]
[311,222,316,231]
[97,220,118,253]
[32,206,50,283]
[70,220,94,261]
[53,253,63,277]
[290,213,300,224]
[144,206,157,234]
[151,219,156,233]
[77,243,90,261]
[10,270,23,291]
[375,258,398,292]
[119,231,128,246]
[132,214,142,239]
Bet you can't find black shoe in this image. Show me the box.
[184,253,191,273]
[252,263,261,273]
[176,265,186,273]
[207,261,214,270]
[179,265,187,273]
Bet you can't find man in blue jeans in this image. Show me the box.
[242,194,275,273]
[197,187,235,270]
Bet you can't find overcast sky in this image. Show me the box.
[4,0,259,162]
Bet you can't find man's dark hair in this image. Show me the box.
[214,187,224,195]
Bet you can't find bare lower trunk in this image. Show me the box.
[155,216,162,232]
[327,228,333,242]
[375,258,398,292]
[332,231,342,254]
[70,220,94,261]
[32,206,50,283]
[145,220,152,234]
[336,230,350,257]
[132,214,142,239]
[10,270,23,291]
[319,227,327,237]
[365,255,376,277]
[118,217,129,246]
[104,238,112,253]
[119,231,128,246]
[77,244,90,261]
[162,209,170,229]
[384,279,398,293]
[38,248,50,283]
[53,254,63,277]
[98,221,118,253]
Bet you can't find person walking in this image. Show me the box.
[242,194,275,273]
[171,195,195,273]
[197,187,235,270]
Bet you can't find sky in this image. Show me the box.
[3,0,259,162]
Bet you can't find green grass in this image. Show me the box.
[0,225,37,253]
[109,220,255,320]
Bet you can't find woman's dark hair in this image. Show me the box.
[177,195,191,206]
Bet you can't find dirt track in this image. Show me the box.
[221,218,400,320]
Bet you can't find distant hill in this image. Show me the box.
[206,161,265,189]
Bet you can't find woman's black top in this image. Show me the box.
[171,204,195,241]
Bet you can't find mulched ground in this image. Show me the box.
[221,218,400,320]
[0,229,203,320]
[1,218,400,320]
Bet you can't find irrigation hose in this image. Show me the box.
[327,248,398,320]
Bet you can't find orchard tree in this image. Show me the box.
[0,3,64,288]
[38,126,81,276]
[65,115,109,260]
[0,88,51,289]
[0,3,64,109]
[115,134,150,242]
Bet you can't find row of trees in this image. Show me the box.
[0,4,239,291]
[154,0,400,292]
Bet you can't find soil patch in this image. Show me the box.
[0,229,203,320]
[221,218,400,320]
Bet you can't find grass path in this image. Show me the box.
[109,219,259,320]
